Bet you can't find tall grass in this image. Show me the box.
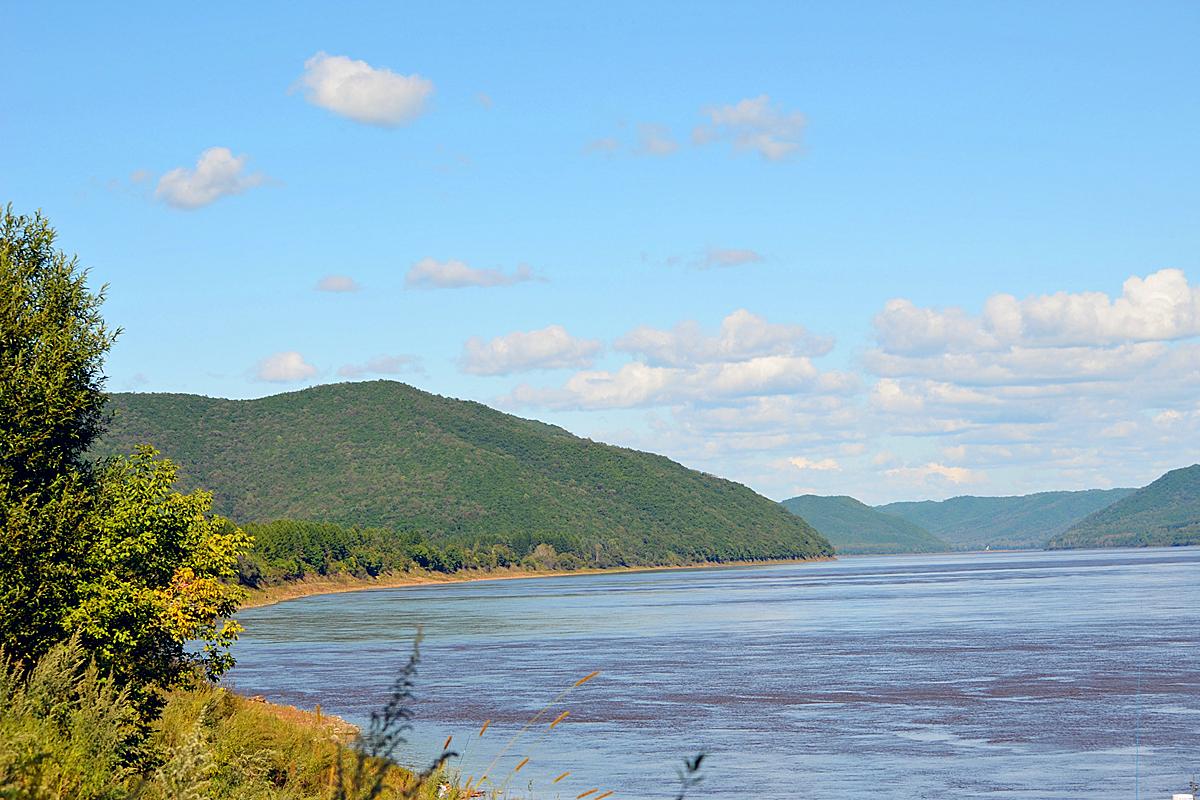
[1,638,698,800]
[0,637,139,800]
[0,639,428,800]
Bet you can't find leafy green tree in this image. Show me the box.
[0,205,116,665]
[69,448,250,700]
[0,206,249,718]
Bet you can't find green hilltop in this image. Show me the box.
[1049,464,1200,549]
[98,380,832,566]
[780,495,948,554]
[875,488,1136,550]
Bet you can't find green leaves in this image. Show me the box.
[1,207,250,724]
[67,447,251,700]
[0,205,116,493]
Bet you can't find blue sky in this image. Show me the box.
[3,1,1198,503]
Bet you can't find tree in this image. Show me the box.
[69,447,250,710]
[0,204,115,665]
[0,205,249,719]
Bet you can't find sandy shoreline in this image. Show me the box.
[238,556,836,610]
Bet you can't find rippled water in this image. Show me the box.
[226,548,1200,799]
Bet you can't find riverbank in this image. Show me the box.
[239,556,835,609]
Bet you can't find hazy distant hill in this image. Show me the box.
[99,381,832,565]
[1049,465,1200,549]
[876,488,1135,550]
[780,495,948,554]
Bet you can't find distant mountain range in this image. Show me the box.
[784,468,1200,554]
[875,488,1136,551]
[779,495,948,554]
[98,381,1196,562]
[1049,465,1200,549]
[98,381,832,566]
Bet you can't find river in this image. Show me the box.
[226,548,1200,799]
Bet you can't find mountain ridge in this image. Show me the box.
[875,488,1136,550]
[780,494,948,554]
[1049,465,1200,549]
[98,381,833,566]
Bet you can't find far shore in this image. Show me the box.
[238,545,1151,610]
[238,556,837,610]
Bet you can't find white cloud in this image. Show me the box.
[298,52,433,127]
[505,310,847,419]
[1154,409,1185,426]
[636,124,678,156]
[510,354,826,410]
[884,462,980,486]
[615,309,832,367]
[695,95,806,161]
[461,325,602,375]
[337,354,420,378]
[405,258,541,289]
[155,147,267,210]
[316,275,360,292]
[874,269,1200,356]
[839,270,1200,501]
[701,247,764,269]
[870,378,997,414]
[514,271,1199,504]
[873,298,994,356]
[788,457,841,472]
[255,351,317,383]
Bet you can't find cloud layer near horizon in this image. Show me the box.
[492,270,1200,502]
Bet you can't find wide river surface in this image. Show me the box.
[227,548,1200,799]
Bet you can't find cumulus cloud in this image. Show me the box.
[884,462,980,486]
[695,95,806,161]
[511,270,1198,504]
[839,269,1200,500]
[616,309,832,367]
[788,457,841,472]
[635,124,678,156]
[509,354,827,410]
[256,351,317,383]
[316,275,360,292]
[155,147,267,209]
[874,269,1200,356]
[505,310,848,415]
[405,258,541,289]
[297,52,433,127]
[867,271,1200,400]
[461,325,602,375]
[337,354,421,378]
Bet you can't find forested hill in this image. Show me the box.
[876,488,1135,550]
[780,495,948,554]
[1049,465,1200,549]
[99,381,832,565]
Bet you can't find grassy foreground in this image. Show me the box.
[0,639,464,800]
